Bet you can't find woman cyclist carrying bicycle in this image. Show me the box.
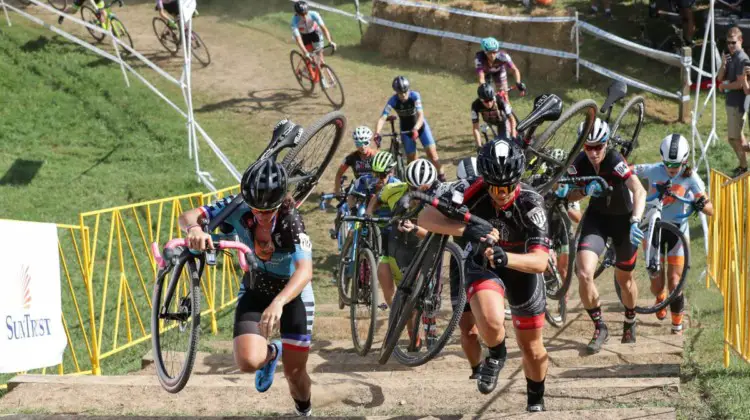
[418,139,551,412]
[556,118,647,354]
[632,134,714,334]
[178,150,315,415]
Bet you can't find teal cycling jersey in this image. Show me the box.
[200,195,312,279]
[633,163,706,228]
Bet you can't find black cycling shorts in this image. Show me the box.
[163,1,180,16]
[464,260,546,330]
[233,272,315,352]
[577,212,637,271]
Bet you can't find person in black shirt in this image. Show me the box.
[419,139,550,412]
[471,83,517,149]
[556,118,647,354]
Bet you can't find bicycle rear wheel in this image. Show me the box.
[190,31,211,67]
[281,111,345,206]
[152,17,179,55]
[529,99,597,195]
[110,17,133,54]
[545,205,569,328]
[320,64,345,109]
[81,5,105,43]
[614,221,690,314]
[151,252,202,393]
[337,233,355,307]
[47,0,66,11]
[611,96,645,163]
[350,247,379,356]
[289,50,315,94]
[393,241,465,366]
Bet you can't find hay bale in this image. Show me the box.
[439,11,475,73]
[377,3,418,59]
[408,9,449,65]
[362,0,389,50]
[527,54,574,82]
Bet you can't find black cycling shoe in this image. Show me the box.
[622,321,637,344]
[477,356,504,394]
[586,325,609,354]
[527,403,545,412]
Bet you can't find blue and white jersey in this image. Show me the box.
[291,11,324,37]
[633,163,706,229]
[382,91,426,131]
[199,195,312,279]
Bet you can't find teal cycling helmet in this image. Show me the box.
[481,37,500,53]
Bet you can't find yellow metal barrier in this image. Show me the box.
[707,170,750,367]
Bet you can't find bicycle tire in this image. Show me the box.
[110,17,133,54]
[611,95,645,161]
[549,217,581,301]
[593,241,615,279]
[289,50,315,94]
[152,17,179,55]
[337,233,355,307]
[320,64,345,109]
[350,247,379,356]
[545,205,570,327]
[190,31,211,67]
[151,253,201,393]
[393,241,466,367]
[530,99,598,195]
[281,111,345,207]
[613,221,690,314]
[47,0,66,11]
[81,5,105,43]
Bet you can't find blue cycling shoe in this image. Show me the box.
[255,339,282,393]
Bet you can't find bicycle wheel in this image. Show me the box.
[151,252,202,393]
[393,241,465,366]
[337,233,355,307]
[47,0,66,11]
[593,241,615,279]
[152,17,179,55]
[289,50,315,94]
[614,221,690,314]
[190,31,211,67]
[350,247,379,356]
[545,205,569,328]
[110,17,133,54]
[81,5,105,43]
[281,111,345,206]
[320,64,345,109]
[611,95,645,160]
[530,99,598,195]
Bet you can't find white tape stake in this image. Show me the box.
[110,36,130,88]
[2,0,11,27]
[577,21,681,67]
[579,59,680,99]
[382,0,576,23]
[575,12,580,82]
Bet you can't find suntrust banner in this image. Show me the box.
[0,220,66,373]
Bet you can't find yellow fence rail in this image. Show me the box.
[1,186,242,388]
[707,170,750,367]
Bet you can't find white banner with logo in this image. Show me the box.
[0,220,66,373]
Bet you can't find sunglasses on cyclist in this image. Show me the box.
[663,160,683,168]
[584,143,606,152]
[251,207,280,215]
[488,183,517,195]
[375,172,390,179]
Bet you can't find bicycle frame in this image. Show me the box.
[642,183,694,275]
[297,44,334,84]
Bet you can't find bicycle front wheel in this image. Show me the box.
[529,99,598,195]
[393,241,466,367]
[151,252,202,393]
[47,0,66,11]
[611,95,645,163]
[190,31,211,67]
[320,64,345,109]
[81,5,105,43]
[110,17,133,54]
[282,111,346,206]
[350,247,379,356]
[545,205,570,328]
[289,50,315,94]
[152,17,179,55]
[337,233,355,307]
[614,221,690,315]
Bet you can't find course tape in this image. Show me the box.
[576,21,682,67]
[380,0,576,23]
[579,59,681,99]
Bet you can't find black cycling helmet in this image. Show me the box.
[241,159,288,210]
[294,0,308,14]
[392,76,410,94]
[477,139,525,186]
[477,83,495,101]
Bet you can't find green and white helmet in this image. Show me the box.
[549,148,567,163]
[372,151,396,173]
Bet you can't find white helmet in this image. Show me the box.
[660,134,690,165]
[352,126,373,147]
[406,158,437,188]
[549,148,567,162]
[578,118,610,145]
[456,156,479,180]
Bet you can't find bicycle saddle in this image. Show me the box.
[516,94,563,133]
[271,119,304,147]
[600,81,627,114]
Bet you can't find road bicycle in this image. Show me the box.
[57,0,133,52]
[290,44,344,109]
[152,15,211,67]
[149,113,344,393]
[377,115,409,181]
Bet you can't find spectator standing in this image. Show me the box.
[719,26,750,177]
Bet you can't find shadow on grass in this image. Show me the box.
[0,159,44,186]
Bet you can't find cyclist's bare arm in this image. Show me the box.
[699,195,715,216]
[472,122,483,147]
[503,248,548,274]
[508,113,518,137]
[158,8,172,23]
[365,194,379,216]
[374,114,388,136]
[320,23,333,45]
[177,208,214,251]
[274,259,313,306]
[625,175,647,221]
[512,66,522,86]
[478,70,486,85]
[413,110,425,132]
[567,208,583,224]
[417,206,465,237]
[567,190,586,202]
[333,165,348,195]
